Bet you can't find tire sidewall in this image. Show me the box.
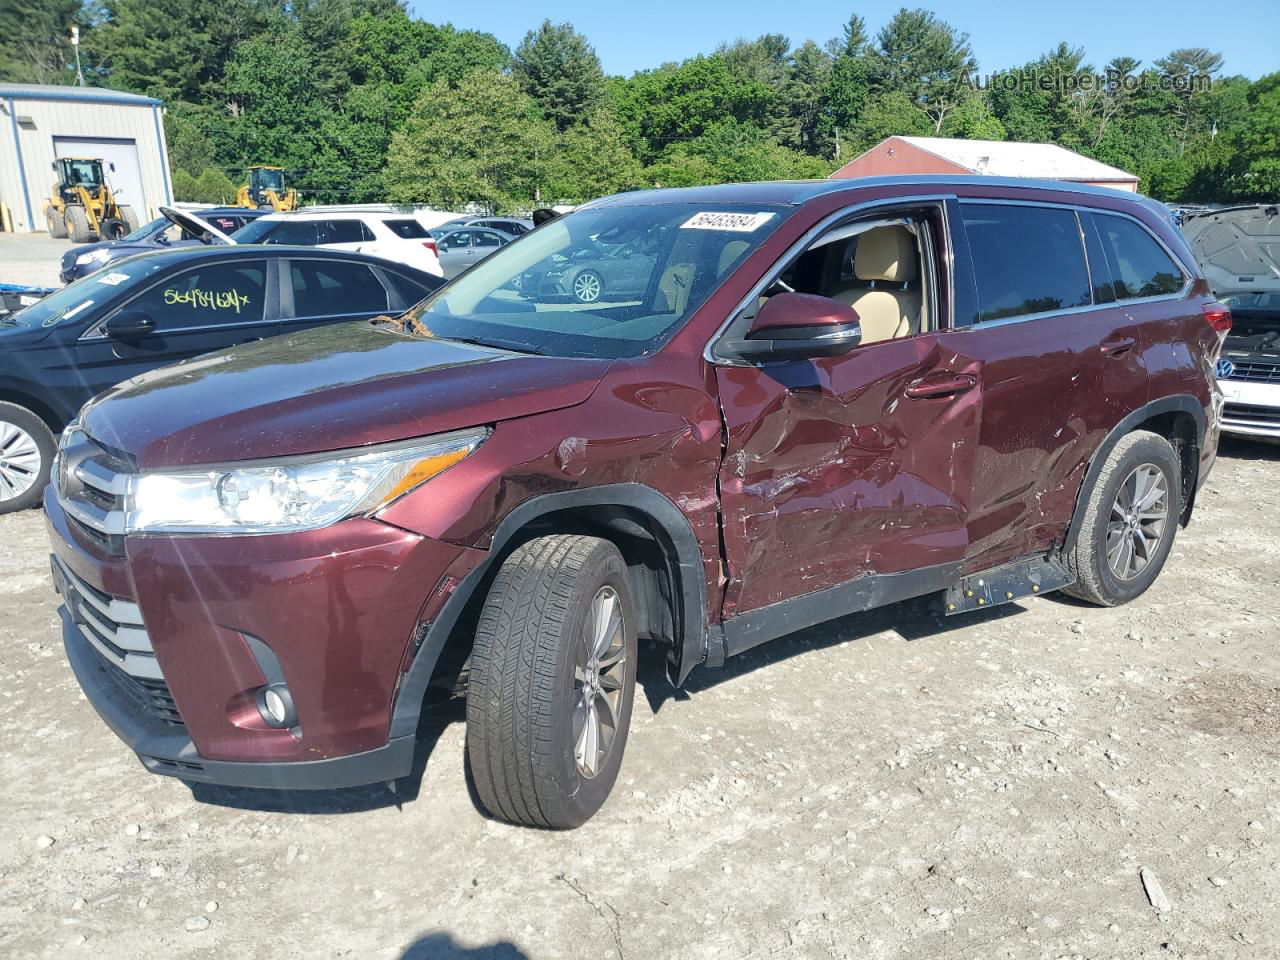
[1090,437,1180,603]
[551,547,637,825]
[0,404,56,513]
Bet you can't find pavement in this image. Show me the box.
[1,437,1278,959]
[0,232,72,288]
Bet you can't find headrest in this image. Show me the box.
[718,239,749,276]
[854,226,918,282]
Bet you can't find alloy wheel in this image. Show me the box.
[573,272,602,303]
[1106,463,1169,580]
[572,585,626,779]
[0,420,41,503]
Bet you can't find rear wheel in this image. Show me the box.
[117,205,140,234]
[0,402,55,514]
[466,535,637,828]
[572,270,603,303]
[46,207,68,238]
[1063,430,1181,606]
[64,205,94,243]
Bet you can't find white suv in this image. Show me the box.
[232,212,443,276]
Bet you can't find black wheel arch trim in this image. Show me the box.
[388,483,710,738]
[1062,394,1207,555]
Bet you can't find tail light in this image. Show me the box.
[1202,301,1232,334]
[423,239,438,256]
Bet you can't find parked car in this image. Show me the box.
[1182,205,1280,439]
[59,207,267,283]
[0,245,439,512]
[519,231,662,303]
[47,177,1225,830]
[434,227,515,279]
[233,211,443,276]
[437,216,534,236]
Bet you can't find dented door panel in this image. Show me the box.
[715,332,981,617]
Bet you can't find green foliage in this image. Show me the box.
[171,166,239,203]
[647,119,829,187]
[0,0,84,83]
[545,109,645,201]
[513,20,605,132]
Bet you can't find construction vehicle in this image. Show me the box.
[44,157,140,243]
[236,165,298,212]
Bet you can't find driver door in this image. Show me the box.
[713,202,982,621]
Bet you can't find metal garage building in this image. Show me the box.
[0,83,173,234]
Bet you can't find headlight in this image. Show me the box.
[75,249,110,266]
[124,428,487,535]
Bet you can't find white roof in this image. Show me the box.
[897,136,1137,183]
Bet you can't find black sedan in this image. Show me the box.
[59,207,268,283]
[0,245,440,513]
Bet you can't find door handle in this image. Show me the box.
[905,373,977,399]
[1100,336,1136,357]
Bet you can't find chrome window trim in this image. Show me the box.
[704,194,955,366]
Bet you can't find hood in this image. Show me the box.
[1182,205,1280,297]
[159,206,237,246]
[81,321,610,468]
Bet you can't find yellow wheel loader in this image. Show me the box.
[44,157,140,243]
[236,166,298,212]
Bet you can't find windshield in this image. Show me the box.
[62,158,103,186]
[121,217,169,242]
[254,169,285,191]
[397,202,788,359]
[8,257,169,327]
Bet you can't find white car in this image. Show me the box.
[232,211,443,276]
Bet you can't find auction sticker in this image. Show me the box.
[681,211,775,232]
[98,272,130,286]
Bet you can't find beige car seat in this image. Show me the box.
[833,226,922,344]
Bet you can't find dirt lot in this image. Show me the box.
[2,438,1278,960]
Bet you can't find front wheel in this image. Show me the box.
[1063,430,1181,606]
[466,535,637,828]
[0,402,56,514]
[572,270,603,303]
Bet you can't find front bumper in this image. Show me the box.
[1219,377,1280,438]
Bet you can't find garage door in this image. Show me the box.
[53,137,148,220]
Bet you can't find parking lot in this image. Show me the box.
[0,437,1275,959]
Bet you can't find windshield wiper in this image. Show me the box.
[443,335,547,356]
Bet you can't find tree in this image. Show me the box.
[512,20,605,131]
[545,108,644,201]
[783,40,834,153]
[869,8,976,132]
[0,0,84,83]
[647,119,829,187]
[941,93,1006,140]
[385,71,554,211]
[1156,47,1226,154]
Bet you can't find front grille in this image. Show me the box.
[1223,402,1280,425]
[1222,359,1280,383]
[52,554,184,726]
[55,427,132,555]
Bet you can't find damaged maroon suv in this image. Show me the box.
[48,177,1227,828]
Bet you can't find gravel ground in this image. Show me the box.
[1,438,1278,960]
[0,233,72,288]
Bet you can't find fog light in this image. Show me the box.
[256,683,296,728]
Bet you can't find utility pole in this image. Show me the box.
[71,25,84,87]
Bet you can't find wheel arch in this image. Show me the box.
[1062,395,1206,555]
[0,384,66,434]
[388,483,709,739]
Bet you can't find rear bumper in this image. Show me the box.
[61,607,416,789]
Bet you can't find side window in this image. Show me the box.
[382,219,428,239]
[961,203,1091,323]
[385,271,435,307]
[444,231,472,250]
[474,231,502,248]
[321,220,367,244]
[1091,213,1186,300]
[261,221,317,245]
[289,260,388,317]
[129,262,266,329]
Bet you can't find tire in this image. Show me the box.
[64,205,94,243]
[0,402,56,514]
[466,535,637,829]
[572,270,603,304]
[1063,430,1181,606]
[118,205,140,234]
[46,207,68,239]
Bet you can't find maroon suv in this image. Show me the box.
[47,177,1227,828]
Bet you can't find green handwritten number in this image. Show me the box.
[161,288,250,314]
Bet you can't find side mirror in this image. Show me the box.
[109,162,116,172]
[725,292,862,360]
[105,310,156,341]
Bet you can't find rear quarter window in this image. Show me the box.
[383,219,428,239]
[961,203,1092,323]
[1090,212,1186,300]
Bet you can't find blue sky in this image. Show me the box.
[411,0,1279,79]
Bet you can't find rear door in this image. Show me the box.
[279,257,392,334]
[73,257,276,391]
[437,231,475,278]
[319,219,375,255]
[950,200,1149,573]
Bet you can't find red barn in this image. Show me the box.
[830,136,1139,192]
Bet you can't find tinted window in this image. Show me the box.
[241,220,318,245]
[474,231,503,248]
[385,272,435,307]
[289,260,387,317]
[322,220,371,244]
[962,204,1091,323]
[383,219,428,239]
[129,262,266,330]
[1092,213,1185,300]
[442,231,472,250]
